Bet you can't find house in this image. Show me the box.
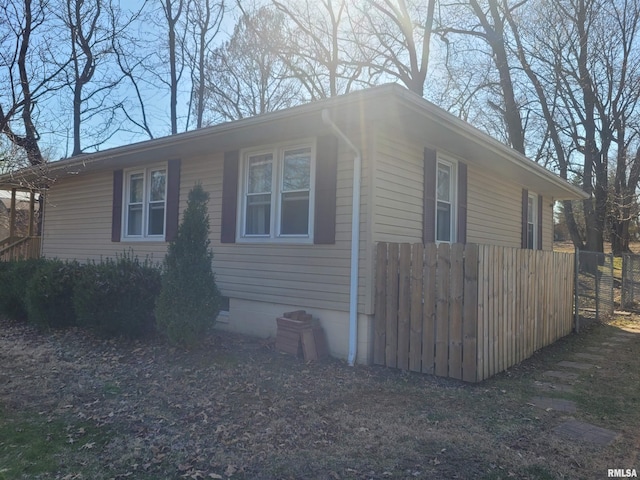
[0,84,585,364]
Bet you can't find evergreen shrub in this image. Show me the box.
[155,184,221,347]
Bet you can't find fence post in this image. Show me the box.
[622,255,636,305]
[622,255,628,308]
[574,248,579,333]
[610,253,615,315]
[633,256,637,308]
[595,253,601,321]
[632,257,636,307]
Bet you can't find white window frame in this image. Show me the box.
[435,156,457,244]
[122,164,168,241]
[527,192,538,249]
[237,140,316,244]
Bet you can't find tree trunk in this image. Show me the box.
[562,200,585,250]
[72,83,83,156]
[16,0,44,165]
[470,0,525,154]
[577,0,604,253]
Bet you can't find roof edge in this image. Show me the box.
[0,83,587,200]
[392,88,588,200]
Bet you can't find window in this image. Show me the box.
[123,166,167,239]
[527,193,537,249]
[245,153,273,235]
[436,159,456,243]
[239,142,314,242]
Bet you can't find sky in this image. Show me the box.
[35,0,241,161]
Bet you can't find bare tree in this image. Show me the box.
[157,0,188,135]
[267,0,365,99]
[0,137,30,174]
[502,0,640,253]
[352,0,437,97]
[185,0,224,129]
[605,0,640,253]
[0,0,68,165]
[501,0,586,247]
[111,24,156,140]
[439,0,526,153]
[201,6,303,123]
[60,0,140,155]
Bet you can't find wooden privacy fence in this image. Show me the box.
[374,243,575,382]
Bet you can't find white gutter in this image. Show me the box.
[322,109,361,367]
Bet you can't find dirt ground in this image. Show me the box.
[1,315,639,480]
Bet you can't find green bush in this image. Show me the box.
[25,259,80,329]
[0,259,48,321]
[156,184,221,347]
[73,254,161,338]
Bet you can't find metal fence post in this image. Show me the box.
[628,255,636,308]
[623,256,636,305]
[574,248,579,333]
[622,255,628,308]
[595,252,600,322]
[633,257,636,306]
[610,253,615,315]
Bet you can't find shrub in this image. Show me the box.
[0,259,48,320]
[155,184,221,347]
[25,259,80,329]
[73,254,161,338]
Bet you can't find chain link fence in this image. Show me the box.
[621,254,640,310]
[574,249,614,332]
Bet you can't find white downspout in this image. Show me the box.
[322,109,361,366]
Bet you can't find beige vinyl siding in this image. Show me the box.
[466,164,523,248]
[370,132,547,250]
[42,171,168,262]
[34,136,364,359]
[43,136,371,315]
[371,132,528,249]
[372,131,424,243]
[211,140,371,314]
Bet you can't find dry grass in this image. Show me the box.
[1,316,639,480]
[554,240,640,255]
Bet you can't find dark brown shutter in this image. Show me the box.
[111,170,123,242]
[457,162,468,244]
[423,147,437,244]
[521,188,528,249]
[314,135,338,244]
[165,159,181,242]
[537,195,543,250]
[221,150,239,243]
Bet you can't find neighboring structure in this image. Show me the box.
[0,85,586,363]
[0,189,41,262]
[0,190,32,239]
